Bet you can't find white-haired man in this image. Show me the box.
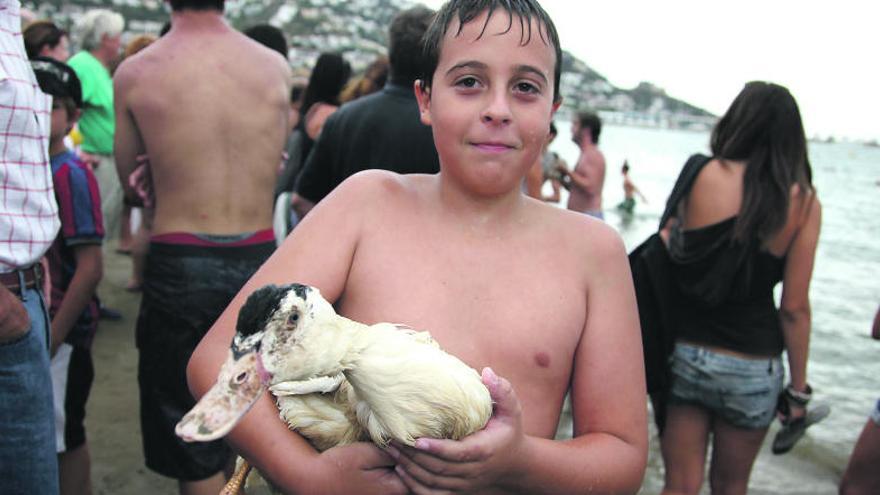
[68,9,124,239]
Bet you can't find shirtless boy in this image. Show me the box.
[188,1,647,493]
[113,1,291,493]
[560,111,606,219]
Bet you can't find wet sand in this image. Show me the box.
[88,240,176,494]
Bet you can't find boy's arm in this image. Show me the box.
[112,62,147,204]
[392,226,648,494]
[50,244,102,355]
[187,172,406,495]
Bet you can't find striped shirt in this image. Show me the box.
[0,0,60,272]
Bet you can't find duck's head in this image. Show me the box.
[175,283,331,442]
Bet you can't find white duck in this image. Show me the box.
[176,283,492,493]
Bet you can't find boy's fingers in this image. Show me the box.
[395,456,472,493]
[482,367,520,420]
[397,440,487,466]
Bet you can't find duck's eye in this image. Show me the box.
[287,312,300,325]
[234,372,248,383]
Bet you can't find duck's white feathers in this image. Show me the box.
[180,283,493,495]
[275,381,366,451]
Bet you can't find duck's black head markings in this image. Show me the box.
[236,284,294,337]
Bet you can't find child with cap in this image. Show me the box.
[32,56,104,495]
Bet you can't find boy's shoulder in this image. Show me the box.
[530,202,626,260]
[333,168,429,205]
[50,149,89,175]
[51,149,104,240]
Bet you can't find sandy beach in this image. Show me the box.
[88,239,176,494]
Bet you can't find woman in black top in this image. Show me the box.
[658,82,821,495]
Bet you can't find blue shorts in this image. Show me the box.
[871,399,880,426]
[668,342,783,429]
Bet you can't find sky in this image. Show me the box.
[420,0,880,142]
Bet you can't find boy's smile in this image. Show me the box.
[417,9,560,198]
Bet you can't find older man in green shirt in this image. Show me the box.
[68,9,124,238]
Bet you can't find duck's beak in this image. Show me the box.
[175,342,269,442]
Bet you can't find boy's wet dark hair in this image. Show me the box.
[168,0,224,12]
[576,111,601,144]
[388,6,435,86]
[31,56,82,113]
[419,0,562,103]
[22,20,67,60]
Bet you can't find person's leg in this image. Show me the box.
[707,418,768,495]
[58,443,93,495]
[118,202,134,253]
[840,416,880,495]
[91,155,123,241]
[0,286,59,495]
[661,403,712,495]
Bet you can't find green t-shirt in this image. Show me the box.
[68,51,114,155]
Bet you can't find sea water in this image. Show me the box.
[549,123,880,494]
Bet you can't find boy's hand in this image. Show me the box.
[310,442,407,495]
[0,284,30,344]
[389,368,526,493]
[78,151,101,170]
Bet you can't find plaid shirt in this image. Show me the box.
[0,0,60,272]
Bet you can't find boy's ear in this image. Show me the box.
[414,79,432,126]
[552,97,563,114]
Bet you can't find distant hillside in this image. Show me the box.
[26,0,715,129]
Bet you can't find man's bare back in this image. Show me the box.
[114,11,291,235]
[566,144,606,213]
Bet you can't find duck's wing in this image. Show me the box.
[276,380,366,451]
[269,373,345,396]
[372,322,439,348]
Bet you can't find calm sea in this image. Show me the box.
[549,123,880,494]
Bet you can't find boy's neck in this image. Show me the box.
[49,140,68,158]
[435,175,526,231]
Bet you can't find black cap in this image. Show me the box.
[30,56,82,109]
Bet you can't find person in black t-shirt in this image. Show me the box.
[291,6,440,219]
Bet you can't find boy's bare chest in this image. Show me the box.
[342,228,585,376]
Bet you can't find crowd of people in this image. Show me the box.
[1,0,878,494]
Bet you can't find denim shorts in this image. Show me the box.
[871,399,880,426]
[668,342,783,429]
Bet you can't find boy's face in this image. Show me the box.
[49,99,76,143]
[416,10,560,197]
